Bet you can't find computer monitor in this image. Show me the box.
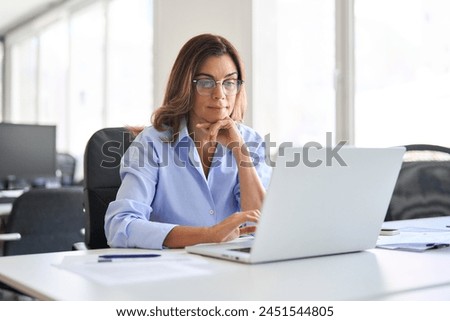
[0,123,57,188]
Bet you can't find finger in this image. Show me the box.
[210,118,235,136]
[220,210,260,232]
[243,209,261,221]
[244,215,259,224]
[208,121,226,138]
[195,122,211,129]
[231,210,260,226]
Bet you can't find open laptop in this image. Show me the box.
[186,146,405,264]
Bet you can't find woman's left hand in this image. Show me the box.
[196,117,243,148]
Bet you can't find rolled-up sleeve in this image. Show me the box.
[104,133,177,250]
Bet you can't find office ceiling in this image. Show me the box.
[0,0,65,36]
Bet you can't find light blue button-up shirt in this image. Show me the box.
[104,119,272,249]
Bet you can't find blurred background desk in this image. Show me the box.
[0,203,13,216]
[0,197,15,233]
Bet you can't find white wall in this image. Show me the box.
[153,0,253,124]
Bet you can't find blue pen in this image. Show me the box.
[98,253,161,262]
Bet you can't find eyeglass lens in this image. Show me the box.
[194,79,242,96]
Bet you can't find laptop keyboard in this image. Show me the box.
[230,247,252,253]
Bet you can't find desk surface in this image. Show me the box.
[0,204,12,216]
[0,217,449,301]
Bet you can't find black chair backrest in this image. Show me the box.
[83,127,133,249]
[385,144,450,221]
[57,152,77,186]
[4,187,84,256]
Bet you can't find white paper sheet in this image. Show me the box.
[54,252,212,286]
[377,226,450,251]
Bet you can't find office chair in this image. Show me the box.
[57,152,77,186]
[0,187,85,256]
[83,127,133,249]
[0,187,85,299]
[385,144,450,221]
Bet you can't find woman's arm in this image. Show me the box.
[163,209,260,248]
[232,142,266,211]
[196,119,267,211]
[107,122,267,250]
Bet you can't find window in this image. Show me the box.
[6,0,450,183]
[0,40,3,121]
[10,37,38,123]
[39,20,69,149]
[254,0,450,149]
[69,3,105,164]
[107,0,153,127]
[4,0,153,181]
[355,0,450,147]
[253,0,335,148]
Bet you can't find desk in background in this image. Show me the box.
[0,203,13,233]
[0,189,23,218]
[0,204,12,217]
[0,190,22,235]
[0,217,449,301]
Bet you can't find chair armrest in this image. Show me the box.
[72,242,88,251]
[71,228,88,250]
[0,233,21,241]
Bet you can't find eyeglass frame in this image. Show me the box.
[192,78,244,96]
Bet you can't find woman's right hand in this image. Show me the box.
[208,209,261,243]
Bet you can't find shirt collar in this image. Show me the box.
[173,117,191,147]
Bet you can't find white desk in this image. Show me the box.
[0,204,13,217]
[0,204,13,232]
[0,190,18,221]
[0,217,449,301]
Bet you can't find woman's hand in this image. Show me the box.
[196,117,243,149]
[208,209,261,243]
[163,209,260,248]
[195,116,265,213]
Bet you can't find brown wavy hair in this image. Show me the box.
[146,34,247,140]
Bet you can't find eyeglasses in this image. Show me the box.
[192,78,244,96]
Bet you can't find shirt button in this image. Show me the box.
[209,209,215,215]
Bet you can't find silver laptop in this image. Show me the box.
[186,146,405,264]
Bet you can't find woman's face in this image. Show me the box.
[190,54,238,124]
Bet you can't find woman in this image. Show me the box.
[105,34,272,249]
